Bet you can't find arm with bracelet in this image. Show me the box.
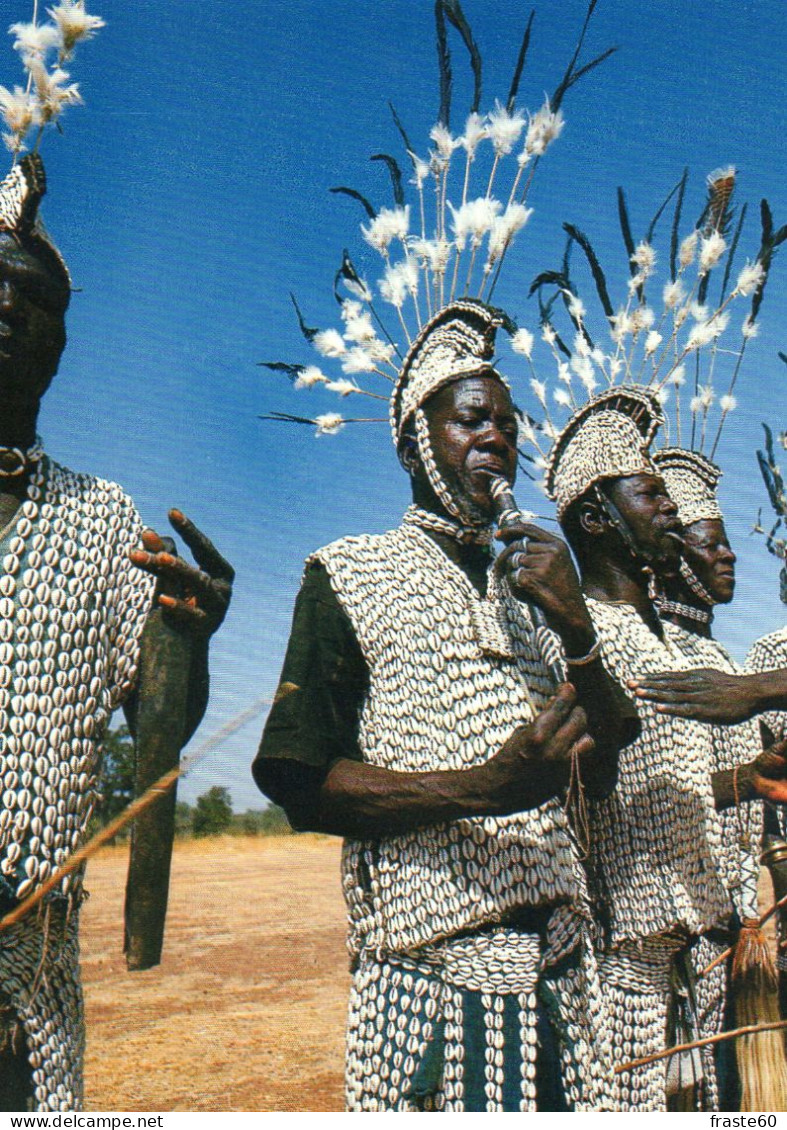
[490,476,639,798]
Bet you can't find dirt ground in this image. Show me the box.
[80,836,779,1112]
[80,834,348,1112]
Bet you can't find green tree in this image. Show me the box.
[175,801,194,838]
[233,805,292,836]
[192,786,233,837]
[92,724,135,838]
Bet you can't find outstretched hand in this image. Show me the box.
[130,509,234,638]
[628,668,760,724]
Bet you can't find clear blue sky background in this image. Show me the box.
[10,0,786,809]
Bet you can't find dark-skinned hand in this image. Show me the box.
[495,520,596,656]
[627,668,761,724]
[751,737,787,805]
[129,509,234,638]
[483,683,594,811]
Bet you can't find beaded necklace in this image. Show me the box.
[402,503,494,546]
[658,598,713,625]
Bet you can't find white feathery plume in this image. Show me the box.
[28,61,80,124]
[315,413,345,436]
[409,151,431,189]
[313,328,347,358]
[685,319,717,350]
[566,292,585,322]
[341,305,376,344]
[294,366,327,389]
[679,231,698,268]
[0,85,37,152]
[530,378,547,407]
[631,241,656,278]
[459,111,487,159]
[510,327,534,358]
[644,330,662,356]
[340,349,377,375]
[699,230,726,274]
[663,280,685,309]
[554,387,572,408]
[362,205,410,255]
[484,202,532,270]
[524,99,564,158]
[429,122,457,163]
[46,2,105,59]
[380,258,419,309]
[326,378,360,396]
[719,394,737,412]
[669,365,686,386]
[9,22,60,64]
[448,196,501,251]
[734,260,765,297]
[343,275,372,303]
[741,315,759,339]
[487,101,525,157]
[629,305,655,335]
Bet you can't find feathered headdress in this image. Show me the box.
[0,3,104,286]
[754,392,787,597]
[259,0,616,458]
[518,167,784,518]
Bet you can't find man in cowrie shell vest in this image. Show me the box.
[255,299,640,1112]
[550,386,787,1111]
[0,156,233,1111]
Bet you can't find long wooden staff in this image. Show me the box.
[0,695,269,933]
[616,1018,787,1075]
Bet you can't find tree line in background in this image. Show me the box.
[93,726,292,840]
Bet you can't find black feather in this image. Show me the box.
[329,185,377,220]
[257,361,305,381]
[333,249,369,305]
[669,168,688,281]
[719,201,747,304]
[258,412,316,426]
[435,0,452,127]
[389,102,413,157]
[563,221,613,318]
[646,174,685,246]
[371,153,405,207]
[290,293,318,342]
[442,0,483,114]
[506,10,535,112]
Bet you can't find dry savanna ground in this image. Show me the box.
[80,836,778,1113]
[80,834,348,1112]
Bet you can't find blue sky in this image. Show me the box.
[10,0,787,809]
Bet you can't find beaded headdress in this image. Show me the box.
[544,385,664,520]
[652,447,722,527]
[0,152,69,292]
[260,1,616,534]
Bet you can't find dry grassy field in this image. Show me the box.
[80,835,778,1112]
[80,834,348,1112]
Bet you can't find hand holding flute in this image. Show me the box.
[488,476,598,663]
